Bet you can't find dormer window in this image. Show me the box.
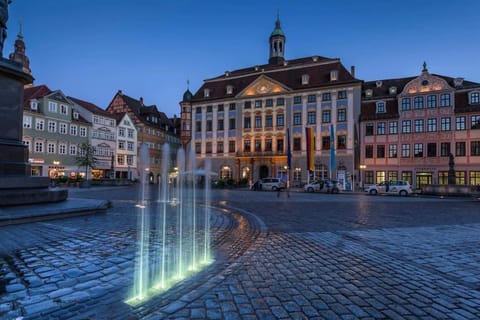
[73,111,79,119]
[376,80,383,88]
[301,74,310,85]
[204,88,210,98]
[365,89,373,97]
[226,85,233,95]
[30,100,38,110]
[389,87,397,95]
[376,102,386,113]
[330,70,338,81]
[454,77,464,87]
[470,91,480,105]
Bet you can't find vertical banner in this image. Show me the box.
[287,128,292,169]
[330,124,335,179]
[305,127,314,172]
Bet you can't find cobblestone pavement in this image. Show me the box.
[1,186,480,319]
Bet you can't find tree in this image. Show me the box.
[76,143,97,180]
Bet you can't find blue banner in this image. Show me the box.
[330,124,335,178]
[287,128,292,169]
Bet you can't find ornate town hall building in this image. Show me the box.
[180,18,361,188]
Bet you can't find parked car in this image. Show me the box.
[259,177,286,191]
[365,180,413,196]
[303,180,339,194]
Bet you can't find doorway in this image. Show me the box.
[416,172,432,190]
[259,165,269,179]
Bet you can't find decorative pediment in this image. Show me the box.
[401,73,453,95]
[47,90,71,104]
[237,75,291,98]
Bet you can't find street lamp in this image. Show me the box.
[359,164,367,191]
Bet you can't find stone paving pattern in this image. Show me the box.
[0,186,479,319]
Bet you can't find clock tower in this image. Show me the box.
[268,15,286,65]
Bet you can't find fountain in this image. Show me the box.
[126,144,213,305]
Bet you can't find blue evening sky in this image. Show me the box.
[5,0,480,117]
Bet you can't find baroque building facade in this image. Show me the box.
[360,64,480,189]
[180,17,362,189]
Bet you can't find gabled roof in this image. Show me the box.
[23,85,52,109]
[68,96,112,117]
[192,56,360,102]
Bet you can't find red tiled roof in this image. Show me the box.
[23,85,52,109]
[68,96,112,117]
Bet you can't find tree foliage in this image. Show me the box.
[76,143,97,179]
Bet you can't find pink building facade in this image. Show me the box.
[360,65,480,190]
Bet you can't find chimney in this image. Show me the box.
[350,65,356,78]
[139,97,144,105]
[118,89,123,95]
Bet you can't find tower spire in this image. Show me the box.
[9,21,32,77]
[268,14,286,65]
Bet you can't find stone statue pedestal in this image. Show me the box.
[0,58,67,206]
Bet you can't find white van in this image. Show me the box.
[366,181,413,196]
[260,177,286,191]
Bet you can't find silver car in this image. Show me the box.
[365,181,413,196]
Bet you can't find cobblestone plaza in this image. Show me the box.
[1,186,480,319]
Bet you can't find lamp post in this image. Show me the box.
[359,164,366,191]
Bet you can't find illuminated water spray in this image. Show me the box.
[126,144,213,305]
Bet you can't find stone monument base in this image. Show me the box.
[0,176,68,206]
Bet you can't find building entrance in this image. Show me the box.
[416,172,432,190]
[259,165,268,179]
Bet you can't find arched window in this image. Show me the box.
[220,166,232,180]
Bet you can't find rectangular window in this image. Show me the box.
[427,95,437,108]
[293,112,302,125]
[338,90,347,99]
[307,95,316,103]
[60,104,68,115]
[195,143,201,154]
[366,123,374,136]
[229,118,236,130]
[277,139,284,152]
[441,117,451,131]
[255,116,262,128]
[337,109,346,122]
[128,129,134,138]
[276,114,284,127]
[206,105,212,113]
[376,102,385,113]
[195,121,202,132]
[337,135,346,149]
[244,101,251,109]
[70,124,77,136]
[365,145,373,158]
[35,141,44,153]
[118,140,125,149]
[427,118,437,132]
[36,119,45,131]
[48,102,57,112]
[322,92,331,101]
[229,103,236,110]
[117,155,125,165]
[276,98,285,106]
[265,115,273,128]
[322,136,330,149]
[80,127,87,137]
[456,116,466,131]
[471,141,480,156]
[255,100,262,108]
[218,119,224,131]
[389,144,397,158]
[440,142,451,157]
[206,120,212,131]
[217,142,224,153]
[218,104,224,112]
[59,144,66,155]
[293,137,301,151]
[127,155,133,165]
[414,96,424,109]
[402,120,411,133]
[228,141,235,152]
[196,107,202,113]
[119,127,125,137]
[470,171,480,185]
[401,98,411,111]
[414,143,423,157]
[414,119,424,132]
[471,92,480,104]
[401,144,410,157]
[69,144,77,155]
[456,142,466,156]
[127,141,134,151]
[23,116,32,128]
[307,111,316,124]
[254,139,261,152]
[47,142,55,154]
[322,110,331,123]
[440,93,450,107]
[389,121,398,134]
[471,115,480,129]
[206,142,212,153]
[377,122,386,135]
[293,96,302,104]
[265,99,273,107]
[377,145,385,158]
[427,143,436,157]
[265,139,272,151]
